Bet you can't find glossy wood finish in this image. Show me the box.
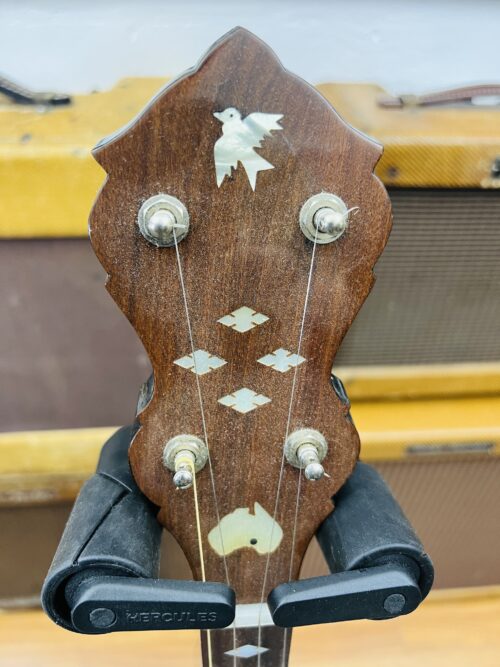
[89,27,391,666]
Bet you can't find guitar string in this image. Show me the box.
[173,230,237,663]
[256,225,320,666]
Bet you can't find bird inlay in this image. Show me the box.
[213,107,283,190]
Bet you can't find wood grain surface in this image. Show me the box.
[89,26,391,666]
[1,590,499,667]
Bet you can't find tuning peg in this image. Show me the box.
[299,193,353,243]
[137,194,190,247]
[284,429,328,481]
[162,434,208,489]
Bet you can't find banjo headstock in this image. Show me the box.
[90,24,391,632]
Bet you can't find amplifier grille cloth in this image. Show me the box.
[336,190,500,365]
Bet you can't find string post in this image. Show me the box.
[162,434,208,490]
[284,428,328,482]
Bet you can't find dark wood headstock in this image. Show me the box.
[90,27,391,665]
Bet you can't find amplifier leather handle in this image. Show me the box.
[0,73,71,106]
[378,84,500,108]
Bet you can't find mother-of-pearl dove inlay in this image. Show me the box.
[213,108,283,190]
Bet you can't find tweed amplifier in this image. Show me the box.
[318,84,500,369]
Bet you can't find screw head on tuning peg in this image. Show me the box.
[138,194,190,247]
[284,429,329,481]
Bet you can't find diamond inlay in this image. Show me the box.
[174,349,226,376]
[257,348,306,373]
[225,644,269,659]
[218,387,271,414]
[218,306,269,333]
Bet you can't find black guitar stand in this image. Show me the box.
[269,462,433,626]
[42,425,235,634]
[42,424,433,634]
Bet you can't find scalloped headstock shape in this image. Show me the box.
[90,28,391,606]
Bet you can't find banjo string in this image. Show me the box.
[281,459,304,666]
[256,225,320,665]
[173,231,236,663]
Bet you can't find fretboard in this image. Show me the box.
[201,626,292,666]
